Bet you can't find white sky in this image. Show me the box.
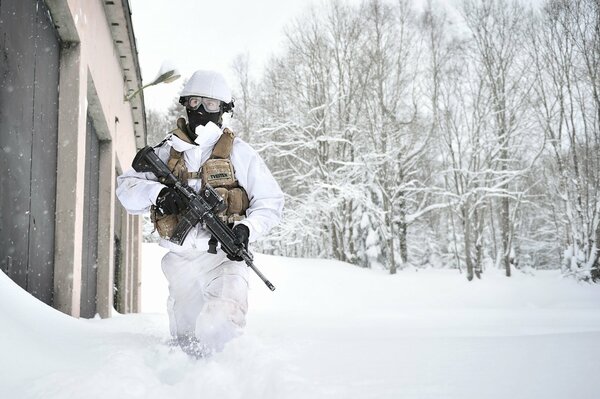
[129,0,314,112]
[129,0,491,113]
[129,0,544,112]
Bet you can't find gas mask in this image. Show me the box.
[180,96,224,132]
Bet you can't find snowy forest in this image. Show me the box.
[146,0,600,282]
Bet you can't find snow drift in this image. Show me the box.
[1,244,600,399]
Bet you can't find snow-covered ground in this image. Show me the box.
[1,243,600,399]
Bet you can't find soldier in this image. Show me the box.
[116,70,284,356]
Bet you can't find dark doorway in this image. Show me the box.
[113,199,125,314]
[80,114,100,318]
[0,0,60,304]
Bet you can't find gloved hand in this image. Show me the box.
[156,187,186,215]
[227,224,250,262]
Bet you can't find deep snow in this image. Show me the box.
[1,243,600,399]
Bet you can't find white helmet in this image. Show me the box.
[180,70,232,103]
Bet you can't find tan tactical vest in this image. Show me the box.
[151,119,250,239]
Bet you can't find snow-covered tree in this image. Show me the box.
[529,0,600,280]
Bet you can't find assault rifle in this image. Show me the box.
[132,146,276,291]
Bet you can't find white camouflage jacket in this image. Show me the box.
[116,121,284,252]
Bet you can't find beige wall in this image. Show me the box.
[47,0,144,318]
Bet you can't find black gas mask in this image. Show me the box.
[179,96,224,132]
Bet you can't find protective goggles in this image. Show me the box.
[183,96,222,113]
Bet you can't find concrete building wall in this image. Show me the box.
[44,0,145,318]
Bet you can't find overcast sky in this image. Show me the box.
[129,0,478,112]
[130,0,315,112]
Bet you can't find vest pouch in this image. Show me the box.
[214,187,229,203]
[214,187,229,222]
[202,159,236,188]
[227,187,250,222]
[150,205,179,239]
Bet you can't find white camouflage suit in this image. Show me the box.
[116,121,284,354]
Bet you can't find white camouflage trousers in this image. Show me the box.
[161,249,249,354]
